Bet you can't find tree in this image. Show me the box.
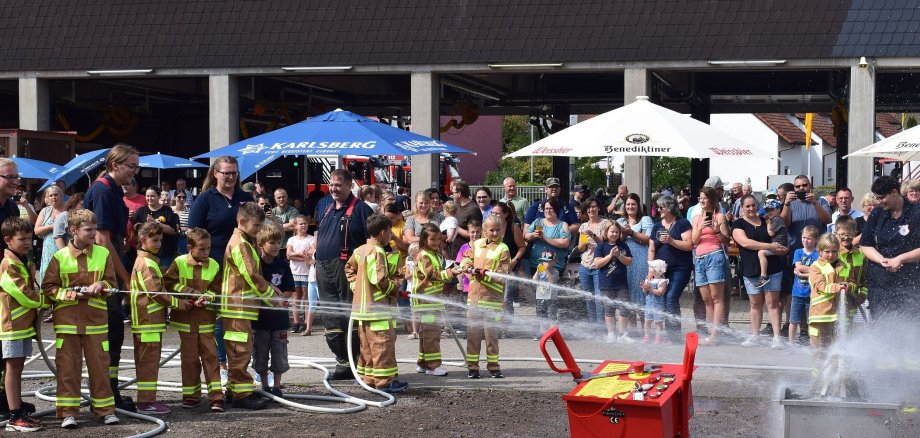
[651,157,690,191]
[484,115,613,189]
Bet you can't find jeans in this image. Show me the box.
[579,265,603,323]
[307,281,319,312]
[664,269,692,340]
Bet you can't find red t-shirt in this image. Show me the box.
[123,194,147,248]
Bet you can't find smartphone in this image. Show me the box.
[704,211,713,222]
[263,204,272,213]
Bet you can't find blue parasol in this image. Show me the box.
[38,148,111,191]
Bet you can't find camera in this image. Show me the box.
[796,191,807,201]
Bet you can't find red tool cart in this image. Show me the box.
[540,326,698,437]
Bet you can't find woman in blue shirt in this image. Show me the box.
[525,199,570,275]
[647,195,693,342]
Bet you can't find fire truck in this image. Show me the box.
[305,154,461,195]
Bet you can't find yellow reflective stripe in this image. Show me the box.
[365,366,399,376]
[85,324,108,335]
[169,321,191,332]
[486,354,499,362]
[0,265,42,309]
[231,241,265,297]
[219,309,258,320]
[135,382,158,390]
[182,385,200,395]
[0,327,36,340]
[54,324,79,334]
[465,354,479,362]
[420,314,437,324]
[351,311,394,320]
[87,297,107,310]
[9,305,31,320]
[224,330,248,342]
[810,314,837,322]
[473,300,504,311]
[56,397,82,407]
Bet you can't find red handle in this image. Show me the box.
[539,326,582,380]
[680,332,699,438]
[682,332,698,381]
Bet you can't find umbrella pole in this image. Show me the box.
[158,169,161,187]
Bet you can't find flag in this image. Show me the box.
[804,113,814,150]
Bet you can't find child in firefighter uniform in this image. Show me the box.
[0,217,47,431]
[130,222,184,415]
[461,215,511,379]
[833,216,868,326]
[411,223,459,377]
[220,202,276,410]
[163,227,224,412]
[41,209,120,428]
[345,214,408,393]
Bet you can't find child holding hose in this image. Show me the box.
[129,222,184,415]
[461,215,511,379]
[410,223,459,377]
[163,227,224,412]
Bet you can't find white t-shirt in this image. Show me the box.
[288,234,315,276]
[439,216,458,242]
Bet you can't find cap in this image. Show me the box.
[703,176,724,189]
[242,182,256,192]
[576,185,590,195]
[544,177,561,187]
[763,199,781,210]
[539,250,556,262]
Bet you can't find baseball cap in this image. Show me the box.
[763,199,781,210]
[242,182,256,192]
[544,177,561,187]
[703,176,724,189]
[576,185,590,195]
[539,250,556,262]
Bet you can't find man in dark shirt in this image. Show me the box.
[524,177,579,234]
[83,144,139,412]
[860,176,920,320]
[314,169,373,380]
[448,180,483,259]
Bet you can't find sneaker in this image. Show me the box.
[426,367,448,376]
[268,387,283,399]
[654,335,662,345]
[618,334,636,344]
[468,370,481,379]
[406,332,418,340]
[416,365,427,373]
[231,395,268,410]
[780,323,790,335]
[771,336,784,350]
[754,276,769,288]
[490,370,504,379]
[760,323,774,336]
[642,335,650,343]
[102,414,120,425]
[136,402,171,415]
[290,324,303,333]
[61,416,78,429]
[210,400,225,412]
[380,379,408,394]
[6,414,42,432]
[741,336,759,347]
[181,399,199,409]
[605,333,617,343]
[220,368,229,386]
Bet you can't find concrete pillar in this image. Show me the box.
[847,64,875,200]
[209,75,239,151]
[18,78,49,131]
[410,72,439,196]
[623,69,652,207]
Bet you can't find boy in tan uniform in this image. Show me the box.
[42,209,120,428]
[163,228,224,411]
[0,217,47,431]
[461,215,511,379]
[345,214,408,393]
[220,202,277,410]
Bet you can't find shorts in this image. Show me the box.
[602,288,632,318]
[293,280,308,288]
[790,296,810,324]
[252,329,290,375]
[694,250,727,286]
[2,338,32,359]
[743,271,783,295]
[645,294,665,322]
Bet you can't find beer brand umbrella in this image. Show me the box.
[139,152,208,185]
[38,148,111,191]
[843,124,920,161]
[192,109,475,160]
[9,156,61,180]
[504,96,774,159]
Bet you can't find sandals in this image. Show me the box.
[407,332,419,340]
[300,328,311,336]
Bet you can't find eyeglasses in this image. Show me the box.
[215,170,239,177]
[120,162,140,172]
[0,174,21,181]
[475,196,489,200]
[794,183,809,189]
[835,233,854,239]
